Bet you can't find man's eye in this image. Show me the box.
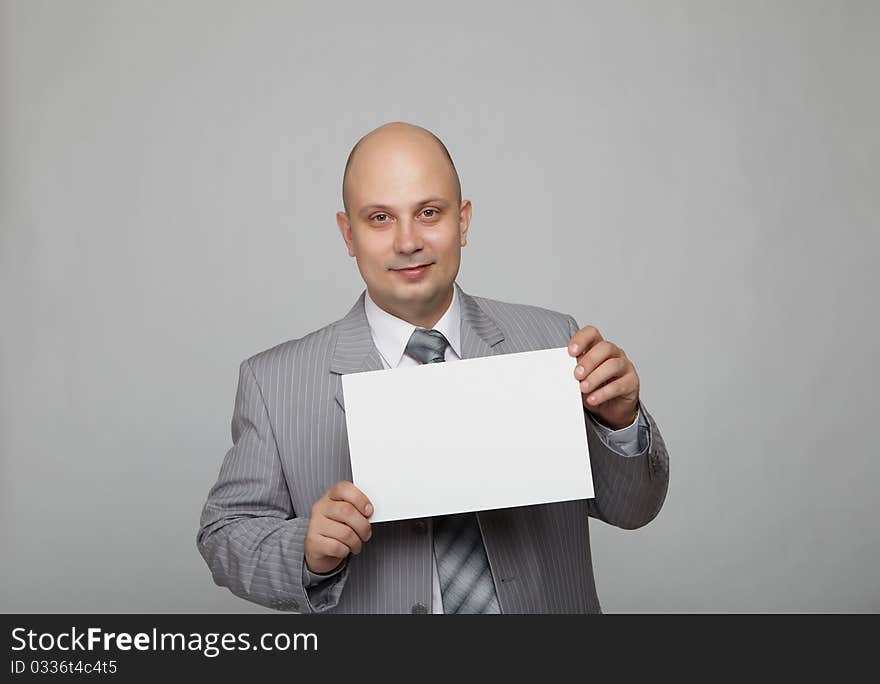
[422,209,438,218]
[372,213,388,222]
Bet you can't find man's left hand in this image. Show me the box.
[568,325,640,430]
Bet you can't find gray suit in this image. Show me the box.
[196,284,670,613]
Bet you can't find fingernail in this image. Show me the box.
[576,365,584,376]
[365,504,373,516]
[570,343,579,353]
[580,380,589,391]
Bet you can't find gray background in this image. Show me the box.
[1,1,877,613]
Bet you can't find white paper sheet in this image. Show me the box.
[341,346,594,523]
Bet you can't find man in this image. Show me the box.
[196,122,669,614]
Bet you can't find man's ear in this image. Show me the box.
[459,199,472,247]
[336,211,356,257]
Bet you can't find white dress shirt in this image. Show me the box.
[304,281,648,613]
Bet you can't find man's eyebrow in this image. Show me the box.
[359,197,450,213]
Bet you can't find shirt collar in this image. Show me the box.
[363,282,462,368]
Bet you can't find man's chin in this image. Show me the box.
[389,283,434,305]
[380,278,448,305]
[386,272,432,289]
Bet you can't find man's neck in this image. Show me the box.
[368,285,454,329]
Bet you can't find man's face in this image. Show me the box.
[337,133,470,322]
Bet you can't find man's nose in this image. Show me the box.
[392,217,423,254]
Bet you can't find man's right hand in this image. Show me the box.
[304,481,374,574]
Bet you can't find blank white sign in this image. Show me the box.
[341,346,594,523]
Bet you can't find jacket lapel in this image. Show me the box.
[331,283,505,412]
[330,291,385,412]
[457,282,505,360]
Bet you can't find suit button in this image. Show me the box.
[413,520,427,535]
[411,602,428,614]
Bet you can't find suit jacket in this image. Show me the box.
[196,283,670,613]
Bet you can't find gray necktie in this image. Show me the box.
[404,327,502,614]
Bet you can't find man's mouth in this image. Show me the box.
[391,263,433,278]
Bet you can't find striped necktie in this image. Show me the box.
[404,327,502,614]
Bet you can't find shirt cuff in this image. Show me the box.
[302,558,348,612]
[587,404,649,457]
[302,558,347,588]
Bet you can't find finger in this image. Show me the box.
[316,519,364,555]
[328,481,374,518]
[585,375,636,407]
[568,325,603,357]
[579,357,629,394]
[314,535,350,561]
[323,500,372,542]
[574,340,620,380]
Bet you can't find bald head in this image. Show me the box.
[341,121,461,215]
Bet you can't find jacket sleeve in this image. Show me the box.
[196,358,347,613]
[565,315,670,529]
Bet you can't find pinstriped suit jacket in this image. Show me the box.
[196,283,670,614]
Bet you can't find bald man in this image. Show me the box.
[196,122,670,614]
